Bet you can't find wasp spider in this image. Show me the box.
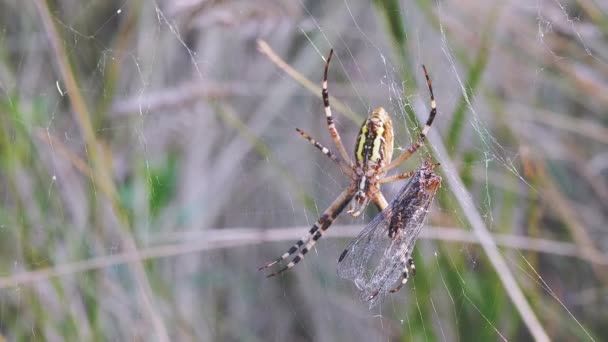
[260,49,437,277]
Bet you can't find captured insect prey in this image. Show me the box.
[259,48,438,278]
[338,160,441,308]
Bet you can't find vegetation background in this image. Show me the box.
[0,0,607,340]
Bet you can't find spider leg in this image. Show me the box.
[390,257,416,293]
[258,225,319,271]
[296,128,354,177]
[372,192,389,211]
[264,185,356,277]
[410,257,417,276]
[378,170,416,184]
[322,49,353,166]
[381,65,437,173]
[367,289,381,301]
[371,170,415,213]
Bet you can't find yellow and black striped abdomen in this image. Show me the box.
[354,107,394,173]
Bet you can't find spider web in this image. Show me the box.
[0,0,605,340]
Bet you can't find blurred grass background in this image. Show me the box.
[1,0,607,340]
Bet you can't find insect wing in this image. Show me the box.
[337,164,440,307]
[337,205,393,288]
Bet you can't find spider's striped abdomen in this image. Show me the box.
[350,107,394,216]
[354,107,394,170]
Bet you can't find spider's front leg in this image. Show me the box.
[381,65,437,174]
[389,258,416,293]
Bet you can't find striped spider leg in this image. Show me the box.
[337,160,441,308]
[259,49,438,278]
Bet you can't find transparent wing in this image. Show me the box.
[337,209,411,307]
[337,201,390,280]
[337,162,440,308]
